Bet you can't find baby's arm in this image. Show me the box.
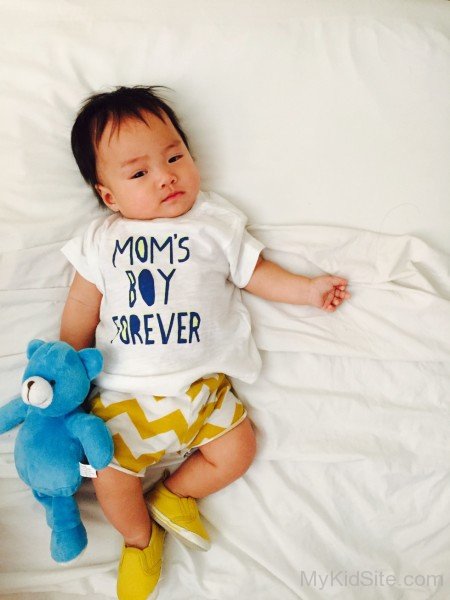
[60,272,102,349]
[244,257,350,312]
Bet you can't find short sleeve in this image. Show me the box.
[60,217,106,292]
[227,223,265,289]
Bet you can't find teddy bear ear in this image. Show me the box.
[26,339,46,359]
[78,348,103,381]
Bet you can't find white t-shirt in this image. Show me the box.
[61,191,265,396]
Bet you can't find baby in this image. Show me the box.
[60,85,350,600]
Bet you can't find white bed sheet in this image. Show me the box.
[1,226,449,600]
[1,1,450,599]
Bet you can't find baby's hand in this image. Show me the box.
[308,276,350,312]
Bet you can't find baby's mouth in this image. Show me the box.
[162,191,184,203]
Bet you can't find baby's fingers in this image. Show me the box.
[335,289,351,300]
[322,289,335,310]
[325,288,351,311]
[330,296,344,308]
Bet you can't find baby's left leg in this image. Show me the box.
[146,417,256,550]
[164,416,257,498]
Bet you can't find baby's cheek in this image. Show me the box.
[187,159,201,184]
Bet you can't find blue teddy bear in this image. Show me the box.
[0,339,113,563]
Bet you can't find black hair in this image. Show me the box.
[70,85,191,206]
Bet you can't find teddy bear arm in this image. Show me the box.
[65,412,114,470]
[0,397,28,434]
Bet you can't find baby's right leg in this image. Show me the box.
[93,466,152,550]
[94,466,165,600]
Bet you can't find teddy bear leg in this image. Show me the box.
[32,490,55,528]
[50,495,88,563]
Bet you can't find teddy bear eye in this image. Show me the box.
[49,380,56,387]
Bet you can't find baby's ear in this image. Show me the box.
[26,339,46,359]
[95,183,118,212]
[78,348,103,380]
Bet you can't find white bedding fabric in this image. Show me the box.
[1,226,449,600]
[1,0,450,599]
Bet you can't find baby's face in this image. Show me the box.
[95,111,200,220]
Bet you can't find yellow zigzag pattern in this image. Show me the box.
[186,373,227,401]
[112,435,166,472]
[91,397,190,442]
[90,374,236,473]
[187,402,246,448]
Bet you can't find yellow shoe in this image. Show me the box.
[145,481,211,552]
[117,521,165,600]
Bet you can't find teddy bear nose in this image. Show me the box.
[21,376,53,409]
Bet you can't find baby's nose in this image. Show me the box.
[159,168,177,187]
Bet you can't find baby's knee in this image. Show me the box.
[241,419,257,462]
[226,418,257,477]
[199,416,257,479]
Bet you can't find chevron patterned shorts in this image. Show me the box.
[89,373,247,477]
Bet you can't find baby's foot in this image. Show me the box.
[145,481,210,551]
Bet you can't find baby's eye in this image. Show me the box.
[131,170,147,179]
[168,154,183,164]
